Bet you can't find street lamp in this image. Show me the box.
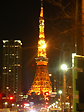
[61,64,67,70]
[61,64,67,112]
[4,102,8,108]
[58,90,62,111]
[6,87,9,99]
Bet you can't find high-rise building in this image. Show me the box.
[27,0,52,100]
[2,40,22,101]
[73,55,84,112]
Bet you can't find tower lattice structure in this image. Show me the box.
[27,0,52,100]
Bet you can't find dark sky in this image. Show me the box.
[0,0,72,94]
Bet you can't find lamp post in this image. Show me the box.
[61,64,67,112]
[4,102,8,108]
[6,87,9,99]
[58,90,62,111]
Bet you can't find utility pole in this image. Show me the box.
[63,71,66,112]
[82,0,84,55]
[75,0,78,54]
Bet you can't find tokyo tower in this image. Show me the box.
[27,0,52,100]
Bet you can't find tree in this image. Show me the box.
[45,0,82,55]
[44,1,83,111]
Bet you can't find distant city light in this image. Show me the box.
[55,105,58,108]
[45,102,48,105]
[4,102,8,105]
[49,74,52,76]
[9,96,14,100]
[30,110,36,112]
[56,101,58,104]
[17,104,19,107]
[58,90,62,94]
[72,53,76,67]
[12,103,14,106]
[6,87,9,89]
[24,103,29,107]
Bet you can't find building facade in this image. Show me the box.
[2,40,22,101]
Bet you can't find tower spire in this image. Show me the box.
[27,0,52,100]
[41,0,43,7]
[40,0,43,17]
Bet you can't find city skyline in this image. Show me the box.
[0,0,77,94]
[0,1,83,111]
[0,1,61,94]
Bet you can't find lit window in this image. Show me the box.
[3,67,6,69]
[15,45,19,47]
[5,54,8,56]
[9,70,11,72]
[3,73,7,75]
[16,56,18,58]
[3,45,5,47]
[54,87,56,90]
[3,40,9,43]
[16,51,18,53]
[3,40,5,43]
[14,64,20,66]
[69,86,72,88]
[14,40,22,45]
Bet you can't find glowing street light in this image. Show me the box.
[4,102,8,108]
[58,90,62,95]
[5,102,8,105]
[61,64,67,70]
[61,64,67,112]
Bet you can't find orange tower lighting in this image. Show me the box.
[27,0,52,100]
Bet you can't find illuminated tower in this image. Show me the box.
[27,0,52,100]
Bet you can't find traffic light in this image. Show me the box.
[45,102,48,105]
[45,92,49,96]
[23,103,30,108]
[0,93,2,99]
[9,96,14,100]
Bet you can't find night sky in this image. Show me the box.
[0,0,72,94]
